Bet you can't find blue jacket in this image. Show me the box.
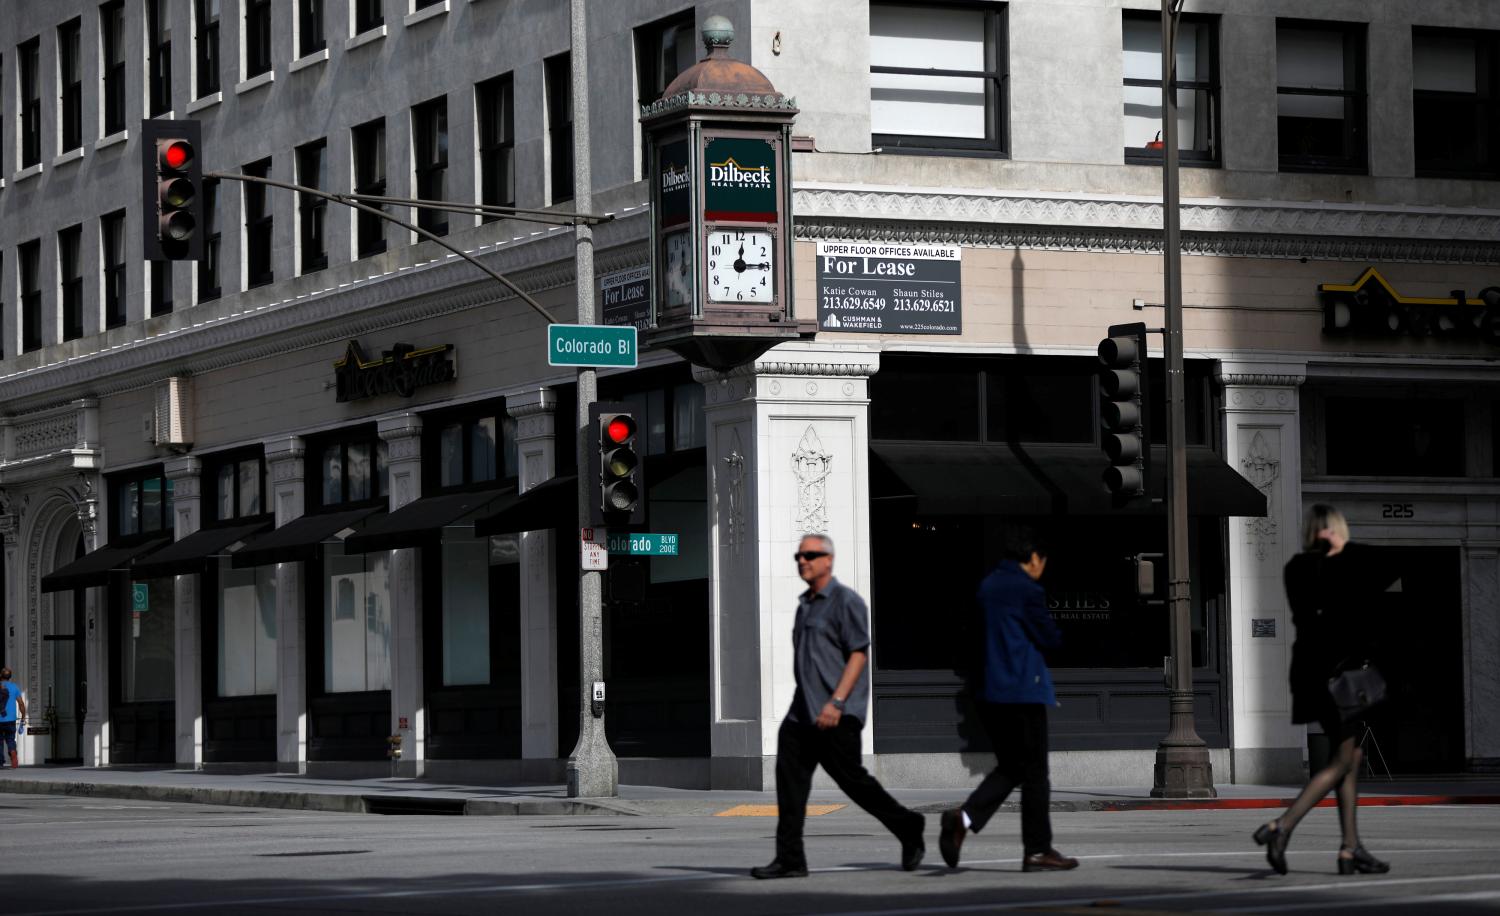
[977,560,1062,705]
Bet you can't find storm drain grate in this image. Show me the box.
[362,795,468,816]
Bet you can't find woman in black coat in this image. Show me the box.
[1253,504,1398,876]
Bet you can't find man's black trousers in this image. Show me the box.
[962,701,1053,856]
[775,715,921,866]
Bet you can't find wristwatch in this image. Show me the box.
[830,696,846,712]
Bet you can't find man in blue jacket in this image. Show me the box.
[938,529,1078,873]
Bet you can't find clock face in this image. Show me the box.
[707,229,774,304]
[664,231,693,309]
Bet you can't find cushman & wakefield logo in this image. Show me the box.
[334,340,456,403]
[708,156,772,189]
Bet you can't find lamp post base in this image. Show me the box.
[1150,743,1217,798]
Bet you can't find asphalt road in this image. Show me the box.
[7,792,1499,915]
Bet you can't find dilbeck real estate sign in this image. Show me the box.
[703,137,776,222]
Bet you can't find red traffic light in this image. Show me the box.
[161,140,193,170]
[605,416,635,445]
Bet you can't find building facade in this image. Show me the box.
[1,0,1497,787]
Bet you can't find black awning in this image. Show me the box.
[129,519,275,579]
[342,488,514,554]
[474,476,578,536]
[41,537,173,592]
[870,443,1266,518]
[231,506,384,568]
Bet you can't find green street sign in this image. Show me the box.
[132,582,150,613]
[606,532,680,556]
[548,324,638,368]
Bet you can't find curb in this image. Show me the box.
[1081,794,1500,812]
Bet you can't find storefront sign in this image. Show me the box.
[1319,267,1500,344]
[1047,591,1112,622]
[548,324,639,368]
[602,266,651,329]
[334,340,456,403]
[816,241,962,334]
[703,137,777,222]
[659,140,692,228]
[606,532,679,556]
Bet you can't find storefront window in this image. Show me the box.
[1324,396,1465,477]
[217,559,277,696]
[315,431,388,507]
[428,406,516,491]
[322,545,391,693]
[111,469,173,538]
[213,453,266,521]
[119,482,140,536]
[121,578,175,701]
[442,536,490,686]
[673,383,705,450]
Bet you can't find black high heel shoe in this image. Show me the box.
[1337,845,1390,875]
[1253,820,1290,875]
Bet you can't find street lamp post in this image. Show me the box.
[1151,0,1216,799]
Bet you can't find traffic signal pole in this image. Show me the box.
[567,0,618,799]
[1151,0,1215,798]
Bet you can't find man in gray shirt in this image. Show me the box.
[751,534,926,879]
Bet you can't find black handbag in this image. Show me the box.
[1328,660,1386,723]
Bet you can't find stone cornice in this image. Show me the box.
[1218,374,1306,388]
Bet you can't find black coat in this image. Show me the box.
[1282,542,1399,724]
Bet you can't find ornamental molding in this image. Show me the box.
[1240,429,1282,563]
[1219,374,1306,388]
[791,426,832,537]
[640,90,798,120]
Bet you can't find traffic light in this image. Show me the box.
[141,119,203,261]
[1098,322,1149,499]
[590,402,644,525]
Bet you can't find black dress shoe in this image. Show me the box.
[1022,849,1080,872]
[938,809,966,868]
[900,814,926,871]
[1337,845,1390,875]
[1253,821,1290,875]
[750,860,808,879]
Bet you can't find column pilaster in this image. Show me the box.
[508,389,559,767]
[265,436,307,772]
[165,455,204,770]
[378,413,424,776]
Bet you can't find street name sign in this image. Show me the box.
[606,532,680,556]
[548,324,639,368]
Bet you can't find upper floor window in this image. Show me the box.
[413,96,449,236]
[1122,12,1219,165]
[299,0,325,57]
[246,0,273,78]
[354,0,383,35]
[149,0,173,115]
[151,262,173,317]
[297,139,328,273]
[312,429,388,509]
[869,1,1007,155]
[210,451,267,521]
[59,19,83,152]
[1276,19,1367,174]
[635,10,695,171]
[244,158,274,287]
[425,405,518,491]
[19,38,41,168]
[545,53,573,204]
[476,74,515,218]
[199,178,222,301]
[112,467,173,539]
[1413,27,1499,179]
[101,1,126,136]
[196,0,221,97]
[19,240,41,352]
[59,225,84,341]
[353,118,387,257]
[103,210,127,328]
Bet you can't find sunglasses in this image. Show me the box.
[793,551,829,562]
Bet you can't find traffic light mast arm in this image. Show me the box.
[342,192,616,227]
[205,169,562,323]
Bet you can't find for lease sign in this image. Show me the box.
[815,241,961,334]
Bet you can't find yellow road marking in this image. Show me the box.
[715,803,846,817]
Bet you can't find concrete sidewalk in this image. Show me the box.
[3,765,1499,817]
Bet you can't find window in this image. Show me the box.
[211,452,266,521]
[354,0,383,35]
[1324,395,1465,477]
[415,0,443,9]
[1276,19,1366,173]
[476,74,514,218]
[322,545,391,693]
[1122,12,1219,165]
[101,1,126,136]
[102,210,127,328]
[244,158,273,288]
[635,11,695,167]
[869,2,1007,154]
[413,97,449,236]
[20,241,41,352]
[545,53,573,203]
[1413,27,1500,179]
[217,560,277,697]
[199,178,222,301]
[299,0,325,57]
[59,226,84,341]
[151,262,173,316]
[314,432,389,508]
[353,118,387,257]
[59,19,83,152]
[245,0,272,78]
[148,0,172,115]
[297,140,328,273]
[121,576,175,702]
[426,407,517,491]
[196,0,221,97]
[111,468,173,538]
[19,38,41,168]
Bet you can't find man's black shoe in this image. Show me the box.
[900,814,926,871]
[750,860,808,879]
[938,809,966,868]
[1022,849,1080,872]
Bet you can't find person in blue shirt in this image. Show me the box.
[937,528,1078,873]
[0,667,27,769]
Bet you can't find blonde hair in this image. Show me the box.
[1302,503,1349,550]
